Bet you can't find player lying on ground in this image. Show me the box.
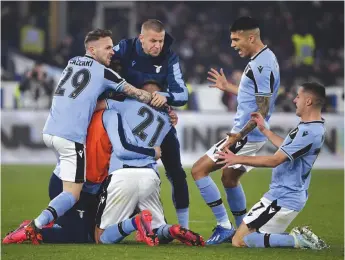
[3,83,203,247]
[191,16,281,245]
[215,82,329,250]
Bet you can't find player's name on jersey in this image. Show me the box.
[69,58,93,67]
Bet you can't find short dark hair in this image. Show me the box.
[230,16,260,32]
[141,19,165,33]
[84,29,112,47]
[301,82,326,107]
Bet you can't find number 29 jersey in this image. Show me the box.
[43,55,126,144]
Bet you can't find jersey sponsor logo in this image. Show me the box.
[154,65,162,73]
[289,127,299,139]
[258,66,263,73]
[302,131,309,137]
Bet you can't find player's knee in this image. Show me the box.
[191,161,207,180]
[221,174,240,188]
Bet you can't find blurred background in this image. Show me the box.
[1,1,344,167]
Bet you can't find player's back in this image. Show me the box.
[233,47,280,142]
[265,120,325,211]
[109,98,172,147]
[104,98,172,172]
[43,55,125,144]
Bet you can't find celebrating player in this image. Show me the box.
[192,16,281,244]
[216,82,329,250]
[108,19,190,229]
[24,28,155,244]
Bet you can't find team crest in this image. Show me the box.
[154,65,162,73]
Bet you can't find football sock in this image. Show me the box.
[35,191,76,229]
[225,184,247,227]
[100,218,137,244]
[176,208,189,229]
[243,232,295,248]
[156,224,173,240]
[195,176,232,229]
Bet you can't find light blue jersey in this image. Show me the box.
[232,46,280,142]
[105,98,172,173]
[43,55,126,144]
[264,120,326,211]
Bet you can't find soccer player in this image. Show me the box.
[94,83,204,246]
[216,82,329,250]
[24,28,155,244]
[108,19,190,228]
[192,16,280,244]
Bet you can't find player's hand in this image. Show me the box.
[251,112,266,132]
[221,133,241,151]
[168,108,178,126]
[207,68,231,92]
[153,146,161,160]
[215,147,237,169]
[150,92,167,108]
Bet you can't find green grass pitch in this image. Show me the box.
[1,165,344,260]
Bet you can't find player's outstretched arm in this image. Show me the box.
[122,82,152,104]
[216,147,287,169]
[207,68,239,95]
[251,112,284,148]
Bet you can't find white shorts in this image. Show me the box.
[43,134,86,183]
[205,136,265,172]
[96,168,166,230]
[243,197,299,234]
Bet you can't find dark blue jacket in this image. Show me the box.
[112,33,188,106]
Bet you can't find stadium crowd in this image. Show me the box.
[1,1,343,111]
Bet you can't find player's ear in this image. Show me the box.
[306,97,313,106]
[139,34,144,44]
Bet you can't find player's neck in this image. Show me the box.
[300,110,322,122]
[250,42,266,58]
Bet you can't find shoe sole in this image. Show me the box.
[170,225,205,246]
[135,210,158,247]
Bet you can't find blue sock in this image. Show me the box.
[35,191,76,228]
[225,184,247,228]
[244,232,295,248]
[100,218,137,244]
[195,176,230,226]
[156,224,173,240]
[176,208,189,229]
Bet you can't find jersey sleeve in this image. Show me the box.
[103,68,126,92]
[160,53,188,106]
[279,127,315,161]
[103,111,156,159]
[104,99,126,114]
[250,62,274,97]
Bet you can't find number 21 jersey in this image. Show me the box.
[43,55,125,144]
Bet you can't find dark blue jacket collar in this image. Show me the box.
[135,32,174,57]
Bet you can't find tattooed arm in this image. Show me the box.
[238,96,270,138]
[122,82,152,104]
[222,96,270,149]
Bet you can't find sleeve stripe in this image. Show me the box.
[172,63,187,91]
[280,147,294,161]
[245,67,258,93]
[104,68,125,84]
[269,71,274,93]
[291,143,313,160]
[117,114,155,157]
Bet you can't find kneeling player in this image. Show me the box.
[216,83,329,250]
